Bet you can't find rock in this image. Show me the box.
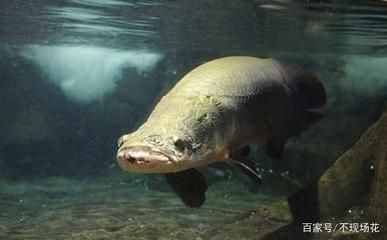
[288,109,387,240]
[318,110,387,224]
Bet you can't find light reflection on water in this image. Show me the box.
[1,0,387,54]
[0,1,386,239]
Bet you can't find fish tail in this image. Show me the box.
[263,69,326,159]
[291,69,327,111]
[289,69,327,135]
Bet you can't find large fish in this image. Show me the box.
[117,56,326,207]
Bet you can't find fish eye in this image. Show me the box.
[173,138,186,152]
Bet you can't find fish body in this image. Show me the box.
[117,56,325,173]
[116,56,326,207]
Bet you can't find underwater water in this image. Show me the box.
[1,0,387,239]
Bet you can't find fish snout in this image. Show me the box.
[117,151,137,164]
[116,146,175,173]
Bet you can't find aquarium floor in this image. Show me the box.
[0,172,365,240]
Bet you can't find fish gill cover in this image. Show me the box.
[21,45,163,104]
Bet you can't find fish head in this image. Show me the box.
[116,132,201,173]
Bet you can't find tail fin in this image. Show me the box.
[290,69,326,134]
[264,66,327,158]
[263,68,326,160]
[291,69,326,110]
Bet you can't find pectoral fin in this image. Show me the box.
[165,168,208,208]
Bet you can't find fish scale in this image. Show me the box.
[117,56,326,207]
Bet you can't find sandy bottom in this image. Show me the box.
[0,172,376,240]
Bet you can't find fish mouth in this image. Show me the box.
[116,146,177,172]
